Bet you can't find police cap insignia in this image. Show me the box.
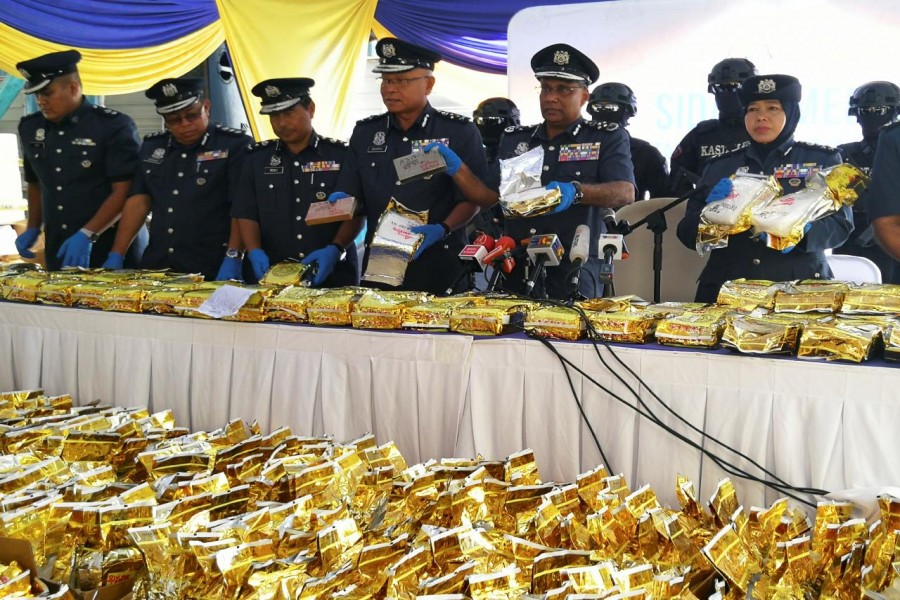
[146,78,205,115]
[382,44,396,58]
[373,37,442,73]
[531,43,598,85]
[162,83,178,97]
[758,79,776,93]
[553,50,570,65]
[740,74,801,104]
[16,49,82,94]
[265,85,280,97]
[251,78,315,114]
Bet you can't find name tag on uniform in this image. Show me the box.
[301,161,341,173]
[197,149,229,162]
[411,138,450,154]
[71,138,96,146]
[264,167,284,175]
[558,142,601,162]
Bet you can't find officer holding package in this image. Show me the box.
[15,50,142,270]
[833,81,900,283]
[103,78,253,280]
[588,82,668,201]
[497,43,635,300]
[669,58,758,195]
[231,77,358,285]
[314,37,489,294]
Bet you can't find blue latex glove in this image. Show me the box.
[705,178,733,204]
[15,227,40,259]
[216,256,243,281]
[327,191,350,204]
[547,181,577,213]
[424,142,462,176]
[301,245,341,287]
[102,252,124,270]
[410,224,446,259]
[57,230,93,268]
[247,248,270,281]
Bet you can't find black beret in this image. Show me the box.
[372,37,442,73]
[739,74,802,105]
[145,78,205,115]
[251,78,314,114]
[531,43,599,86]
[16,50,81,94]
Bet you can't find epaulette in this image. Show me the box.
[20,111,42,122]
[248,140,274,153]
[215,124,247,136]
[503,124,538,135]
[794,141,838,153]
[143,130,168,140]
[92,105,121,118]
[583,120,620,132]
[357,112,388,124]
[318,135,347,148]
[434,109,471,123]
[694,119,720,134]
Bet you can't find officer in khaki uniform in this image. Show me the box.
[15,49,143,270]
[103,78,253,280]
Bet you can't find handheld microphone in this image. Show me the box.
[598,207,629,259]
[445,234,495,295]
[482,235,518,265]
[524,234,564,295]
[568,224,590,294]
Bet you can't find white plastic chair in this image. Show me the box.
[826,254,883,284]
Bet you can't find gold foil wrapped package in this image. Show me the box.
[468,564,529,600]
[450,299,531,336]
[100,283,155,313]
[773,280,847,313]
[586,307,664,344]
[524,305,585,340]
[351,290,431,330]
[223,286,272,323]
[697,174,780,253]
[841,283,900,315]
[701,524,756,592]
[143,282,200,314]
[532,550,593,594]
[885,321,900,362]
[36,278,80,306]
[264,285,327,322]
[655,308,729,348]
[401,296,484,330]
[499,185,563,219]
[721,313,803,355]
[362,198,429,287]
[498,145,564,219]
[4,271,50,302]
[259,261,312,288]
[716,279,784,311]
[307,287,368,326]
[796,316,881,362]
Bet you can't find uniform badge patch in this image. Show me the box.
[515,141,530,155]
[162,83,178,97]
[197,149,228,161]
[788,178,801,187]
[382,44,396,58]
[758,79,776,93]
[373,132,386,146]
[553,50,570,65]
[152,148,166,160]
[197,178,207,186]
[72,138,96,146]
[559,142,601,162]
[265,85,280,97]
[269,154,281,167]
[737,166,750,174]
[35,129,45,142]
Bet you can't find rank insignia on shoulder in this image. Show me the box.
[436,110,471,122]
[144,130,168,140]
[358,112,388,124]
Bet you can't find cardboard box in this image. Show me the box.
[304,196,358,225]
[0,536,74,599]
[393,150,446,184]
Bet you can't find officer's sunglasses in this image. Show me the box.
[474,116,505,125]
[537,84,585,97]
[857,106,893,116]
[163,106,206,126]
[710,82,742,94]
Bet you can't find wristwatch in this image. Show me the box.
[80,228,99,243]
[571,180,584,204]
[225,247,244,259]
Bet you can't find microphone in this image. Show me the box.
[445,234,495,295]
[482,235,518,265]
[598,207,629,259]
[524,234,565,295]
[568,224,590,294]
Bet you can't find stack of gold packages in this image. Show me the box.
[774,280,848,314]
[840,283,900,315]
[350,290,431,330]
[524,305,586,341]
[750,163,869,252]
[796,316,883,362]
[696,174,781,254]
[721,310,808,355]
[716,279,785,312]
[655,307,732,348]
[885,321,900,362]
[306,287,370,326]
[449,297,535,336]
[576,298,665,345]
[400,295,486,331]
[2,269,49,302]
[264,285,327,323]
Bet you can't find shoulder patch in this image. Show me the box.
[357,111,389,124]
[318,135,347,148]
[504,124,538,135]
[795,141,838,153]
[92,105,121,118]
[215,124,247,137]
[584,120,619,132]
[435,109,471,123]
[143,130,168,140]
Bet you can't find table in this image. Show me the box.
[1,302,898,509]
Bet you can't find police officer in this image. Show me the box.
[312,37,489,295]
[15,49,143,270]
[102,78,253,280]
[497,43,635,300]
[588,82,668,201]
[470,97,520,238]
[669,58,758,196]
[676,74,853,303]
[867,121,900,261]
[231,77,358,285]
[832,81,900,283]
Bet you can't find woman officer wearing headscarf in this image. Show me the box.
[676,74,854,303]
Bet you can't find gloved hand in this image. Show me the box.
[424,142,462,176]
[705,178,733,204]
[301,244,341,286]
[102,252,124,270]
[57,230,93,268]
[327,191,350,204]
[247,248,270,281]
[410,223,447,259]
[547,181,577,213]
[15,227,40,259]
[216,256,243,281]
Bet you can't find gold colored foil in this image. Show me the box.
[721,314,802,355]
[655,308,730,348]
[841,283,900,315]
[698,174,781,253]
[586,308,664,344]
[362,198,429,287]
[773,280,847,313]
[351,290,431,330]
[307,288,368,326]
[450,303,529,336]
[265,285,327,323]
[259,261,312,288]
[716,279,783,312]
[524,305,585,341]
[797,317,881,362]
[500,185,564,219]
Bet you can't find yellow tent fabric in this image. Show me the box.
[0,21,225,96]
[216,0,378,141]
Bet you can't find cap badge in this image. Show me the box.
[758,79,776,93]
[35,128,45,142]
[265,85,280,98]
[382,43,396,58]
[373,131,386,146]
[553,50,570,66]
[162,83,178,97]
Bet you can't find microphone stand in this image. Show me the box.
[597,247,617,298]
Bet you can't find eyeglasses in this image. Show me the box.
[537,84,585,97]
[858,106,893,116]
[164,106,205,126]
[711,82,742,94]
[376,76,429,88]
[590,103,621,112]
